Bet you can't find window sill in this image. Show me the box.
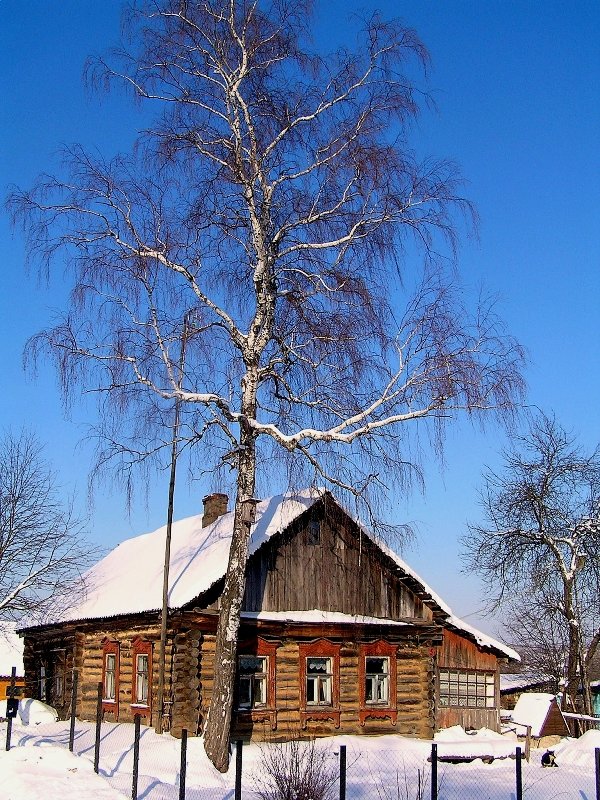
[359,707,397,727]
[300,707,340,729]
[236,707,277,730]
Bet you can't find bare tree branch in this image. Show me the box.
[8,0,525,769]
[462,413,600,714]
[0,430,98,625]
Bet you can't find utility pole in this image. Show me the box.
[155,313,190,733]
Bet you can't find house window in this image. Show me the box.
[102,640,120,715]
[136,654,149,703]
[307,516,321,545]
[54,671,64,702]
[48,649,66,706]
[104,654,117,701]
[358,641,397,726]
[236,638,278,729]
[238,656,268,709]
[365,656,389,704]
[299,640,341,729]
[306,657,332,705]
[438,669,496,709]
[132,639,152,711]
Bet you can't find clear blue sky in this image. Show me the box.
[1,1,599,637]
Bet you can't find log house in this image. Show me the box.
[20,489,518,740]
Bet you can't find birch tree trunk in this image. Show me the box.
[9,0,527,773]
[204,376,258,771]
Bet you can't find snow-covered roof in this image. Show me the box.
[20,488,518,660]
[0,622,25,676]
[443,613,519,662]
[500,673,552,693]
[241,610,410,626]
[36,489,321,626]
[511,692,561,738]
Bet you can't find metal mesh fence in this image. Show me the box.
[2,707,600,799]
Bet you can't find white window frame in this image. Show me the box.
[104,652,117,702]
[135,653,149,705]
[438,668,496,709]
[306,656,333,706]
[238,655,268,709]
[365,656,390,705]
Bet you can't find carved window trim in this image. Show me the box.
[299,639,341,729]
[101,639,120,717]
[131,638,153,717]
[358,640,397,726]
[236,638,278,730]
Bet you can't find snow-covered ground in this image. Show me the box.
[0,718,598,800]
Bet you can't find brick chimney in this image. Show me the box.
[202,493,228,528]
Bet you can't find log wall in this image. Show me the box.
[24,620,176,729]
[188,630,435,742]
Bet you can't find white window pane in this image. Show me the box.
[366,657,387,675]
[136,654,149,703]
[254,676,266,706]
[318,676,331,704]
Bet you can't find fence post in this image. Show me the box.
[595,747,600,800]
[179,729,188,800]
[431,743,438,800]
[132,714,141,800]
[234,740,243,800]
[339,744,347,800]
[5,667,17,752]
[524,725,531,762]
[94,682,102,774]
[515,746,523,800]
[69,669,78,752]
[4,713,11,753]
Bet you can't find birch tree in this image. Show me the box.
[0,431,93,625]
[463,414,600,715]
[10,0,524,768]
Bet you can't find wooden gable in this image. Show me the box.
[238,496,431,622]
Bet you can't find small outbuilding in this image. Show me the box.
[509,692,569,740]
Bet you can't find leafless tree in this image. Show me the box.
[9,1,524,769]
[462,413,600,714]
[501,603,566,694]
[0,430,94,625]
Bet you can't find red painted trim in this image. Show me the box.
[101,639,120,719]
[131,638,153,719]
[236,637,278,730]
[358,640,397,726]
[298,639,341,729]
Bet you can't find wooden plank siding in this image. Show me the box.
[239,502,432,622]
[435,628,502,732]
